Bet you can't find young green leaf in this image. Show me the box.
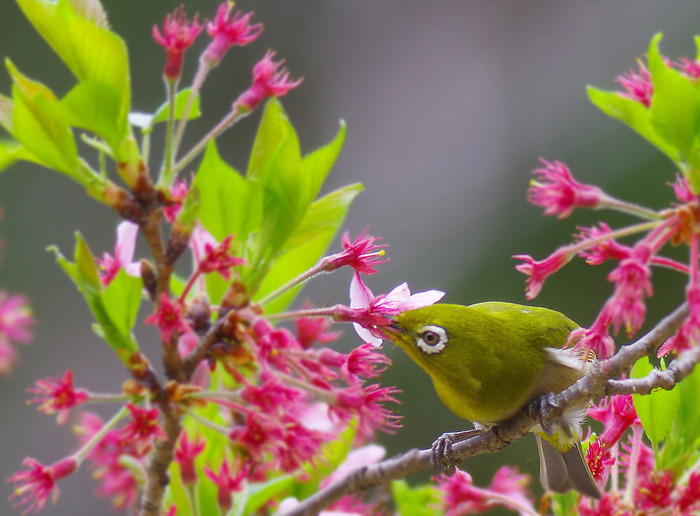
[49,233,140,365]
[7,61,80,178]
[151,89,202,127]
[631,357,680,445]
[194,141,250,243]
[102,269,143,336]
[647,33,700,166]
[60,80,127,146]
[249,99,304,258]
[391,480,442,516]
[254,183,363,312]
[16,0,131,124]
[299,120,346,212]
[586,85,677,162]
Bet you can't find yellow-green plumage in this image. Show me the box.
[389,301,601,499]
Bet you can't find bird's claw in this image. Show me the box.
[430,429,481,475]
[528,393,560,436]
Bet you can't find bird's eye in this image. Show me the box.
[416,325,447,355]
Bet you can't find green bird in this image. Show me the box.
[387,301,601,499]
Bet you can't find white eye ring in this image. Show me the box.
[415,325,447,354]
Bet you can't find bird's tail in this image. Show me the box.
[535,433,601,499]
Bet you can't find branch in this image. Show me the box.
[274,302,690,516]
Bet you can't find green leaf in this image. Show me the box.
[244,476,295,515]
[7,60,80,178]
[16,0,131,124]
[391,480,442,516]
[102,268,142,335]
[0,140,18,172]
[658,362,700,471]
[249,99,304,257]
[194,141,250,242]
[299,120,346,211]
[631,357,680,445]
[647,33,700,160]
[151,89,201,127]
[254,183,363,312]
[587,85,677,161]
[49,233,140,365]
[60,80,126,145]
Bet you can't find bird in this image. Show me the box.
[386,301,601,499]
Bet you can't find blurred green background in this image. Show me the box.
[0,1,697,514]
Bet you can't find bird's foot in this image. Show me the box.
[528,393,561,436]
[431,429,481,474]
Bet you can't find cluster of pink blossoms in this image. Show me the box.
[579,395,700,515]
[13,186,443,513]
[513,52,700,361]
[5,3,449,514]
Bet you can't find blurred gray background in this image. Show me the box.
[0,1,696,514]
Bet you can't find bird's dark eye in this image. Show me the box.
[421,331,441,346]
[415,325,447,355]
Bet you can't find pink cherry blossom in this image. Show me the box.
[152,6,202,80]
[348,273,444,346]
[96,221,141,286]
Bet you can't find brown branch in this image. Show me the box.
[274,303,690,516]
[606,345,700,395]
[140,401,183,516]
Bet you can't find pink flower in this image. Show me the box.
[144,294,190,345]
[669,174,696,203]
[0,291,34,344]
[74,412,143,510]
[296,315,341,349]
[119,404,167,454]
[333,383,402,435]
[576,223,632,266]
[568,309,617,359]
[96,221,141,286]
[152,6,203,80]
[528,159,605,218]
[277,418,328,471]
[203,3,262,65]
[0,291,34,373]
[658,283,700,356]
[606,244,653,335]
[585,440,615,487]
[343,343,392,381]
[579,493,632,516]
[204,459,250,513]
[241,375,306,414]
[588,395,640,448]
[616,59,653,108]
[619,434,655,477]
[28,370,89,425]
[676,471,700,513]
[674,57,700,79]
[229,413,283,461]
[196,235,246,280]
[348,273,444,346]
[175,432,205,487]
[635,470,674,510]
[437,466,534,516]
[253,320,303,372]
[235,50,303,111]
[513,246,575,300]
[8,457,78,513]
[320,231,388,275]
[164,177,190,223]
